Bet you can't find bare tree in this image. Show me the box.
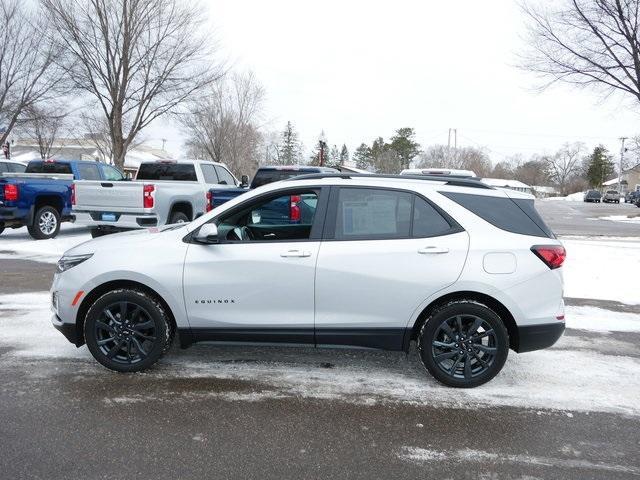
[18,104,70,159]
[42,0,223,169]
[546,142,585,194]
[181,72,265,176]
[0,0,64,144]
[417,144,492,176]
[521,1,640,104]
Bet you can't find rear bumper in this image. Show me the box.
[74,210,158,229]
[515,322,565,353]
[0,206,27,226]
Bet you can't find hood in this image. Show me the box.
[64,225,187,256]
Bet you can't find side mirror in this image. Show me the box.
[193,223,219,244]
[240,174,249,187]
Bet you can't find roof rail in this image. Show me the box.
[285,172,493,189]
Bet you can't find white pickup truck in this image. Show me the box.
[73,159,247,237]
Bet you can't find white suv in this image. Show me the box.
[51,173,566,388]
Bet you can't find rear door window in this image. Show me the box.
[137,163,197,181]
[412,196,455,237]
[333,188,412,240]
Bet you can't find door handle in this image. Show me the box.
[280,249,312,258]
[418,246,449,254]
[263,233,276,238]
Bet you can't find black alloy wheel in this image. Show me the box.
[418,301,509,388]
[85,289,172,372]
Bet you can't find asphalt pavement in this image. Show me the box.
[0,203,639,479]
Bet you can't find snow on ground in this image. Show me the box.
[566,305,640,332]
[561,236,640,304]
[2,292,640,416]
[0,224,90,263]
[597,214,640,224]
[543,192,585,201]
[396,446,640,475]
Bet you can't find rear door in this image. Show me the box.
[314,187,469,350]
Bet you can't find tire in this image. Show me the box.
[90,228,108,238]
[27,206,60,239]
[84,289,173,373]
[417,300,509,388]
[169,211,189,224]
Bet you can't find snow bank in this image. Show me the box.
[565,305,640,332]
[2,292,640,416]
[0,224,90,263]
[561,237,640,304]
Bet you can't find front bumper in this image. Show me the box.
[52,313,81,345]
[74,210,158,229]
[516,322,565,353]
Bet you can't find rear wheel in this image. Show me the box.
[28,206,60,239]
[418,301,509,388]
[169,211,189,224]
[84,289,173,372]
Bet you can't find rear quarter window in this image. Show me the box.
[441,191,554,238]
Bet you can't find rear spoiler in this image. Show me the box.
[0,172,74,180]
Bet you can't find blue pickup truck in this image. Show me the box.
[0,159,125,239]
[208,165,338,210]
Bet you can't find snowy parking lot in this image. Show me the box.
[1,210,639,478]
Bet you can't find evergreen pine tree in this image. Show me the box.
[353,143,372,170]
[278,121,302,165]
[339,144,349,164]
[585,145,614,188]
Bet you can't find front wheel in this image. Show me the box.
[28,206,60,239]
[418,301,509,388]
[84,289,173,372]
[169,211,189,224]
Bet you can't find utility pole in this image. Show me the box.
[447,128,457,165]
[619,137,628,194]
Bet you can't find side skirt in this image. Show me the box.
[178,327,408,352]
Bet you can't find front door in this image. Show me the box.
[183,187,327,344]
[314,187,469,350]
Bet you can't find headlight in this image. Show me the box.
[56,254,93,273]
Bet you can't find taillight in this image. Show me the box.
[4,184,18,202]
[206,191,213,212]
[531,245,566,269]
[290,195,301,222]
[70,184,76,206]
[143,184,155,208]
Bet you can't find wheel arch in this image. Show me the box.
[405,291,519,352]
[74,279,178,347]
[169,201,194,221]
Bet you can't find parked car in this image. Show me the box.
[207,165,338,210]
[603,190,621,203]
[583,190,602,203]
[73,159,243,237]
[51,173,565,388]
[0,160,27,174]
[625,190,640,203]
[0,159,124,239]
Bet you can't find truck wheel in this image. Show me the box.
[169,211,189,224]
[418,300,509,388]
[84,289,173,373]
[28,206,60,240]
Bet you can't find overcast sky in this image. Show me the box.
[149,0,640,165]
